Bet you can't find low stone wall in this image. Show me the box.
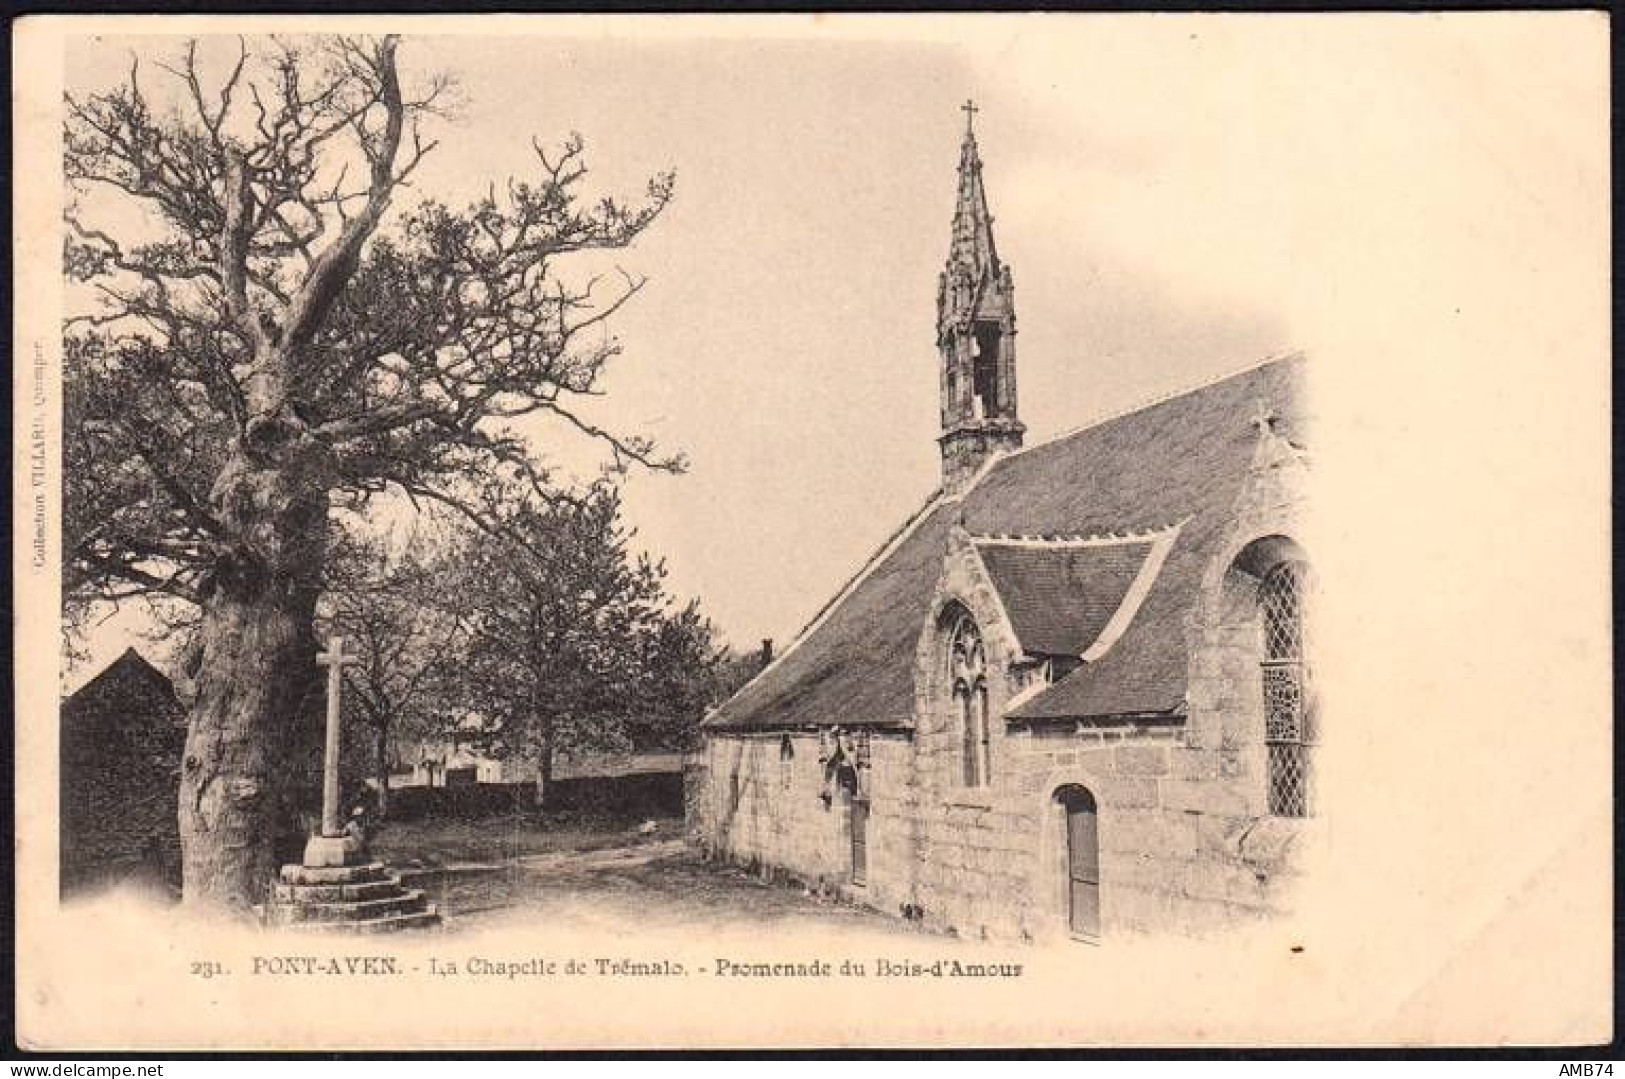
[388,781,538,821]
[548,771,683,817]
[387,771,685,822]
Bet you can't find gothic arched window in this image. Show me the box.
[1260,561,1314,817]
[949,610,991,787]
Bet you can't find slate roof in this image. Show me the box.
[704,354,1308,730]
[61,648,185,735]
[974,539,1153,658]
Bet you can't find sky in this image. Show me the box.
[62,13,1607,666]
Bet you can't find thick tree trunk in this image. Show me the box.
[179,427,332,916]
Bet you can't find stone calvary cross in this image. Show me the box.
[303,634,360,868]
[267,631,442,930]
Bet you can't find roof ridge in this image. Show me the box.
[978,348,1306,481]
[68,647,166,698]
[968,523,1177,548]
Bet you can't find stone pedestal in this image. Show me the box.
[302,834,355,868]
[264,859,441,934]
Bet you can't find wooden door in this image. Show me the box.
[1063,789,1100,937]
[851,799,869,885]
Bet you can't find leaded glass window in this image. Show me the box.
[1261,561,1313,817]
[949,611,990,787]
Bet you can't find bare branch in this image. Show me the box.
[281,36,411,359]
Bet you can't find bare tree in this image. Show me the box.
[63,35,675,914]
[321,530,464,821]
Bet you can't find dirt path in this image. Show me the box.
[421,837,690,875]
[397,843,925,941]
[373,814,934,942]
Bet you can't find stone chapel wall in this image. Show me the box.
[704,732,913,900]
[702,714,1305,942]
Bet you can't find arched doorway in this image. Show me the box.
[1055,785,1100,938]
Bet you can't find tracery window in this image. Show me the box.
[949,610,991,787]
[1260,561,1314,817]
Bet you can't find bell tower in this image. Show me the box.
[937,100,1024,494]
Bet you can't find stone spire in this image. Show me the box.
[943,100,1002,310]
[936,100,1024,494]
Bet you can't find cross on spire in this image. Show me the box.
[946,98,999,283]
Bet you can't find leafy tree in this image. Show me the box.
[620,598,727,754]
[62,35,675,913]
[441,484,720,802]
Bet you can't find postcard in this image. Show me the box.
[13,11,1611,1050]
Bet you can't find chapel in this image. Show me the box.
[694,107,1315,941]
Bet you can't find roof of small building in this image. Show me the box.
[704,353,1308,731]
[62,648,185,732]
[60,648,187,800]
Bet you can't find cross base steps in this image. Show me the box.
[265,859,442,934]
